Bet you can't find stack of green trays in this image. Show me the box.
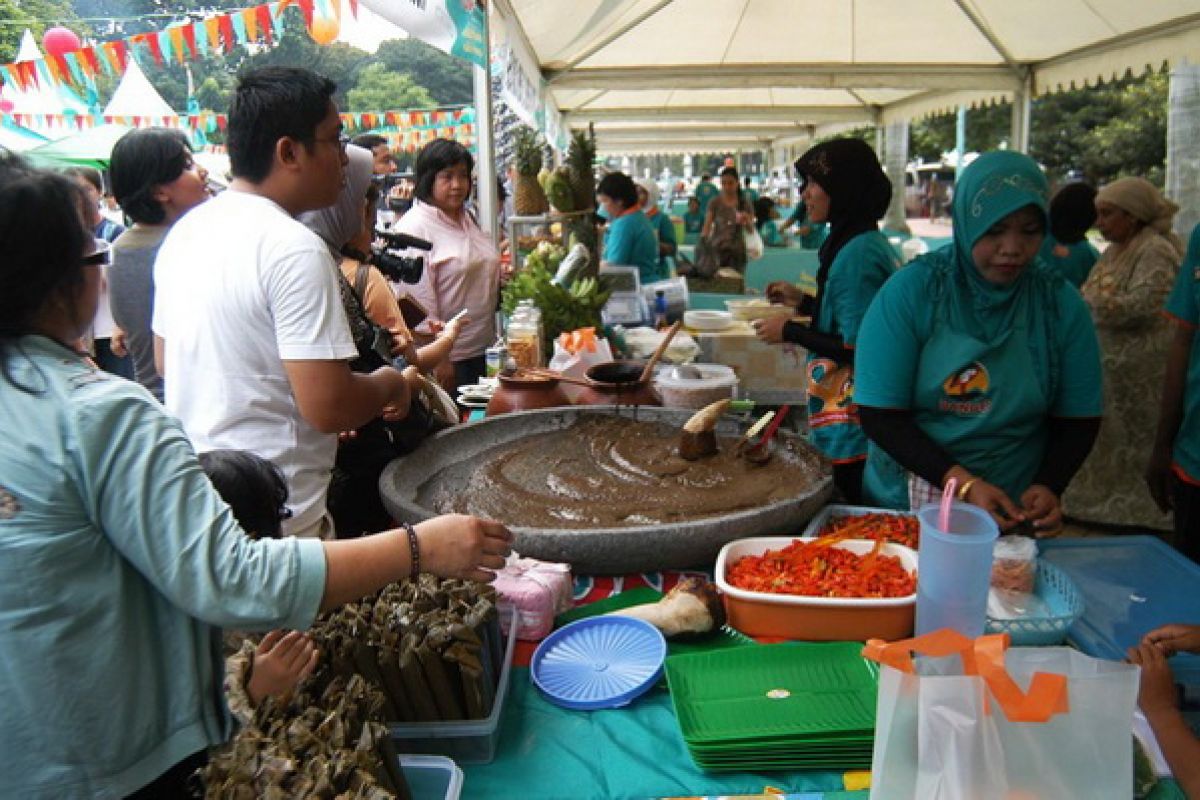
[664,642,878,772]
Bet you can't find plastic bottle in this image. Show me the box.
[653,290,669,330]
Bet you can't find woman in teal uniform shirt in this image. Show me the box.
[754,138,899,504]
[636,177,678,275]
[855,151,1103,533]
[597,171,662,284]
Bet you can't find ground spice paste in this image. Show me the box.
[419,415,826,528]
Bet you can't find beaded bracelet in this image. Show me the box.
[402,522,420,580]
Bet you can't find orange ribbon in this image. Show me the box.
[863,629,1069,723]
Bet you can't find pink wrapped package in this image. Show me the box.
[493,555,574,641]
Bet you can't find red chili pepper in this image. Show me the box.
[728,539,915,598]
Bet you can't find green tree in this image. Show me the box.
[375,38,472,105]
[346,62,434,111]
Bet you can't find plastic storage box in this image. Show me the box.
[716,537,917,641]
[398,755,463,800]
[389,610,518,764]
[653,363,738,409]
[801,503,916,540]
[984,560,1084,646]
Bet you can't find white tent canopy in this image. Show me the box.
[102,57,176,119]
[494,0,1200,153]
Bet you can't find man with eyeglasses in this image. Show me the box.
[153,67,412,539]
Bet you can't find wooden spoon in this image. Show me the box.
[639,320,683,384]
[519,367,594,388]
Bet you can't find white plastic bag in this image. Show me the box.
[744,226,765,260]
[866,630,1138,800]
[548,330,613,402]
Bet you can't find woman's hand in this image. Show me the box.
[442,312,469,343]
[246,630,320,706]
[434,359,456,394]
[961,478,1026,532]
[765,281,803,309]
[1142,624,1200,656]
[110,327,128,358]
[735,211,753,228]
[1019,484,1063,536]
[1128,642,1181,717]
[752,316,789,344]
[1145,444,1175,513]
[415,514,514,583]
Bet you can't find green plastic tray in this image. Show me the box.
[666,642,878,746]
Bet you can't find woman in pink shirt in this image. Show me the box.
[396,139,501,391]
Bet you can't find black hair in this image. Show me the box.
[596,171,637,209]
[743,176,752,187]
[719,166,739,182]
[753,196,776,229]
[700,173,711,180]
[1048,182,1098,244]
[109,128,194,225]
[63,165,103,193]
[413,138,474,204]
[227,67,337,184]
[351,133,387,151]
[197,450,289,540]
[0,153,91,389]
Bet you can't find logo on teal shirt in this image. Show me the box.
[939,361,992,415]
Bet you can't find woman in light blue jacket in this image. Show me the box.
[0,154,512,798]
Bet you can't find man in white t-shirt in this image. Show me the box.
[153,67,411,538]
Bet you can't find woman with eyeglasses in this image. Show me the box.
[394,138,501,392]
[0,152,512,798]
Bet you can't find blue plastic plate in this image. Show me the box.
[530,616,667,710]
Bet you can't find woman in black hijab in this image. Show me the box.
[753,138,900,503]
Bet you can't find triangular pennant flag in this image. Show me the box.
[139,32,165,66]
[185,21,202,58]
[348,0,358,18]
[80,47,100,78]
[297,0,315,28]
[216,114,227,131]
[256,5,274,45]
[241,8,258,42]
[46,53,69,87]
[168,27,187,64]
[269,2,288,39]
[205,18,222,52]
[75,114,85,130]
[229,12,248,47]
[64,52,87,87]
[3,65,25,92]
[36,60,55,90]
[218,15,237,53]
[21,61,41,90]
[156,30,174,64]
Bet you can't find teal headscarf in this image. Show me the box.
[926,151,1052,341]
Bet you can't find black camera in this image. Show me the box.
[372,229,432,285]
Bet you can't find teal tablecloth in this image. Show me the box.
[461,667,862,800]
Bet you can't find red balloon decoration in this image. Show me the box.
[0,99,14,114]
[308,14,340,45]
[42,26,82,57]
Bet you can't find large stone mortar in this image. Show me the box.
[380,406,833,575]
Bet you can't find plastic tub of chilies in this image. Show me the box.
[716,537,918,641]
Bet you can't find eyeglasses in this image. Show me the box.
[313,133,351,151]
[82,240,111,267]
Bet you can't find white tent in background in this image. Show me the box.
[0,30,90,134]
[102,57,176,119]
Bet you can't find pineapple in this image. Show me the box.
[566,124,597,212]
[513,125,549,215]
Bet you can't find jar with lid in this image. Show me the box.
[506,306,540,370]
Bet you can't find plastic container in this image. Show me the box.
[389,610,518,765]
[716,536,917,641]
[653,363,738,409]
[724,297,794,322]
[914,502,999,638]
[801,504,916,540]
[682,309,734,331]
[985,560,1084,646]
[398,755,464,800]
[531,616,666,710]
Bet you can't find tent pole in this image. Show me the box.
[1167,61,1200,240]
[474,4,498,244]
[882,120,911,236]
[1010,71,1032,154]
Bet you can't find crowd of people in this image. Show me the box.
[5,60,1200,797]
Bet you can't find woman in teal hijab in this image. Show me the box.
[854,151,1103,533]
